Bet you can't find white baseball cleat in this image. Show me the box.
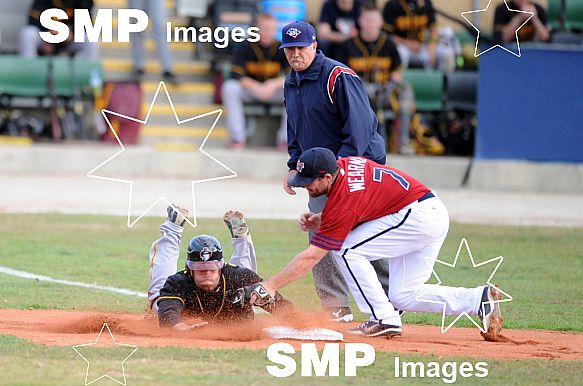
[167,204,189,226]
[223,210,249,238]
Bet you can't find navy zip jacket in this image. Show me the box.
[284,51,386,170]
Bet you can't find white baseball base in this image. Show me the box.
[264,326,344,341]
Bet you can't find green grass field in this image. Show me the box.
[0,213,582,385]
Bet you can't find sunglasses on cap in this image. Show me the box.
[186,259,224,271]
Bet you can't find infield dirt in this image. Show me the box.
[1,309,581,360]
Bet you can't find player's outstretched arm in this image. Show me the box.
[249,246,328,306]
[148,205,190,306]
[148,205,188,305]
[157,275,188,328]
[224,210,257,272]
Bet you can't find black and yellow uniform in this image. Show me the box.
[230,41,289,82]
[27,0,94,31]
[157,263,290,327]
[338,32,401,84]
[382,0,436,43]
[493,1,547,43]
[318,0,362,59]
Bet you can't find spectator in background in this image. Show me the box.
[129,0,177,84]
[382,0,456,73]
[317,0,362,59]
[19,0,98,59]
[339,3,414,155]
[221,13,289,149]
[494,0,550,43]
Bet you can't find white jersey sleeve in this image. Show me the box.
[230,235,257,273]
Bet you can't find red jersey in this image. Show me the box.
[311,157,430,251]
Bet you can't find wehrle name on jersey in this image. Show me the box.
[346,157,367,192]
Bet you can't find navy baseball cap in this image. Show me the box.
[279,21,317,49]
[288,147,338,187]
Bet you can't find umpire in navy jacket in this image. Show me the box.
[280,21,388,322]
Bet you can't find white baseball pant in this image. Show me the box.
[333,194,484,326]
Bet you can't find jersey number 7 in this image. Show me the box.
[372,167,410,191]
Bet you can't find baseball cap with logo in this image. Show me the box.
[288,147,338,187]
[279,21,317,49]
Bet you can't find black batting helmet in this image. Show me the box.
[186,235,224,271]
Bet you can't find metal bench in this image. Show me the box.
[445,71,478,113]
[0,55,103,101]
[0,55,103,139]
[402,69,445,112]
[243,103,284,147]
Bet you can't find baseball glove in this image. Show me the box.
[231,283,274,307]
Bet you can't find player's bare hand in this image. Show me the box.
[283,170,297,195]
[298,212,321,231]
[172,321,208,332]
[520,3,537,18]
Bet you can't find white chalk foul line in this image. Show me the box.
[0,266,147,298]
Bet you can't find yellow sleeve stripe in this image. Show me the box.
[149,241,158,280]
[157,296,185,306]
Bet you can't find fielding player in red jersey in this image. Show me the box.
[247,147,503,338]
